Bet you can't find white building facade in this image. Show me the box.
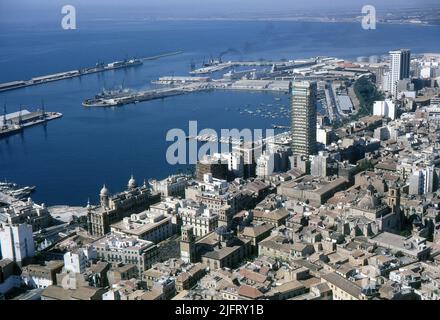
[256,152,275,178]
[0,223,35,264]
[373,99,397,120]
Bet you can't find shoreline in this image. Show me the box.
[86,17,440,28]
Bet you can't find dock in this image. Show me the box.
[187,133,245,145]
[0,51,184,93]
[82,82,212,107]
[152,76,211,85]
[187,130,291,146]
[190,62,235,75]
[0,109,63,138]
[83,77,293,108]
[189,59,318,75]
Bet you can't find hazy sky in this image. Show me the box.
[1,0,438,22]
[2,0,435,8]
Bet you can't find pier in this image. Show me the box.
[187,131,292,146]
[187,133,245,145]
[83,77,293,108]
[190,62,235,75]
[189,59,318,75]
[140,51,183,61]
[0,51,184,93]
[82,82,212,107]
[0,109,63,139]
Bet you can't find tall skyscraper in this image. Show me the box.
[389,49,411,98]
[291,81,317,156]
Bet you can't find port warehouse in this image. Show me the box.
[1,108,63,138]
[2,109,46,125]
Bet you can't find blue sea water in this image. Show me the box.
[0,20,439,205]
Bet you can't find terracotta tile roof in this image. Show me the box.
[238,284,264,299]
[239,268,267,283]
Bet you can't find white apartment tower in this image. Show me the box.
[409,165,436,195]
[373,99,396,120]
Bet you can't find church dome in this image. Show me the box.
[128,175,137,189]
[357,184,380,210]
[100,184,109,196]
